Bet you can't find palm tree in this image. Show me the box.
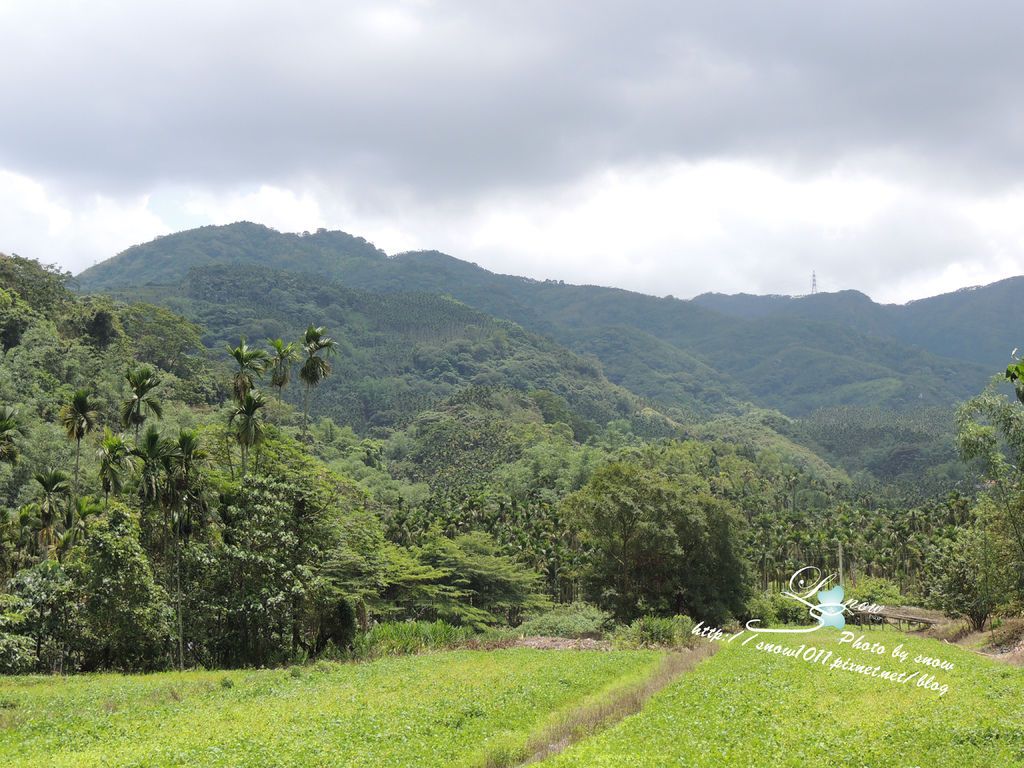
[34,469,70,558]
[166,429,210,539]
[133,424,175,508]
[0,406,21,465]
[229,391,267,477]
[5,505,37,574]
[298,324,338,440]
[60,390,99,500]
[96,428,134,509]
[121,366,163,442]
[56,495,102,561]
[227,337,267,404]
[165,428,210,671]
[266,338,300,404]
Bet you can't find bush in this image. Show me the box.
[517,603,612,638]
[352,620,475,660]
[0,595,34,674]
[743,592,816,628]
[743,593,778,627]
[610,615,696,649]
[848,577,902,608]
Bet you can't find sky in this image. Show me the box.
[2,0,1024,304]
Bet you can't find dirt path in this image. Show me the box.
[479,642,716,768]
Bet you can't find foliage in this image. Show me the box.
[350,619,475,659]
[517,602,612,638]
[922,506,1008,631]
[609,615,697,649]
[0,593,33,673]
[564,443,751,624]
[847,576,903,607]
[68,505,172,671]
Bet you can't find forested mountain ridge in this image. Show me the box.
[105,263,667,436]
[694,278,1024,368]
[77,222,995,418]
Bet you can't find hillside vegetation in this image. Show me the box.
[5,228,1024,692]
[78,222,992,419]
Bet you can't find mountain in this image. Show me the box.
[77,222,999,420]
[106,262,664,436]
[694,279,1024,368]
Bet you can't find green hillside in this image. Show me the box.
[108,263,650,434]
[695,278,1024,368]
[76,222,991,419]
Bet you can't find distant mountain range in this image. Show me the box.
[77,222,1012,420]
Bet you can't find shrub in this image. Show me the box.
[517,603,612,638]
[743,593,778,627]
[611,615,696,649]
[847,577,902,608]
[352,620,475,660]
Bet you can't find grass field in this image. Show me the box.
[4,629,1021,768]
[541,627,1024,767]
[0,649,661,768]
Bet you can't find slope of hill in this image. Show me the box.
[694,278,1024,368]
[78,222,995,420]
[76,222,386,291]
[109,263,662,434]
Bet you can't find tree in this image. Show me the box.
[924,509,1007,631]
[229,391,267,477]
[163,428,210,671]
[564,452,750,624]
[56,496,102,562]
[133,424,175,509]
[97,428,134,509]
[0,405,21,464]
[299,324,338,440]
[121,366,163,442]
[120,302,202,375]
[956,376,1024,573]
[70,505,172,671]
[227,336,267,404]
[33,469,70,559]
[60,389,99,499]
[267,338,301,404]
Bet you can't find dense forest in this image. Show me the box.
[2,234,1023,674]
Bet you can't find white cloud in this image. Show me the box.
[184,185,326,234]
[0,169,170,273]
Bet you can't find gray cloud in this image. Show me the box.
[4,1,1023,198]
[2,0,1024,301]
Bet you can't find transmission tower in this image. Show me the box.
[811,271,817,295]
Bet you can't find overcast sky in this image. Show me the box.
[2,1,1023,303]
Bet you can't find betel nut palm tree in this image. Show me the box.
[227,336,267,404]
[267,338,301,404]
[299,324,338,441]
[229,390,267,477]
[0,405,21,465]
[60,389,99,500]
[121,366,164,442]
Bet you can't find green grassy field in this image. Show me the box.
[0,649,660,768]
[541,628,1024,767]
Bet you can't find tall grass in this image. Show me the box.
[352,620,476,659]
[610,615,696,649]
